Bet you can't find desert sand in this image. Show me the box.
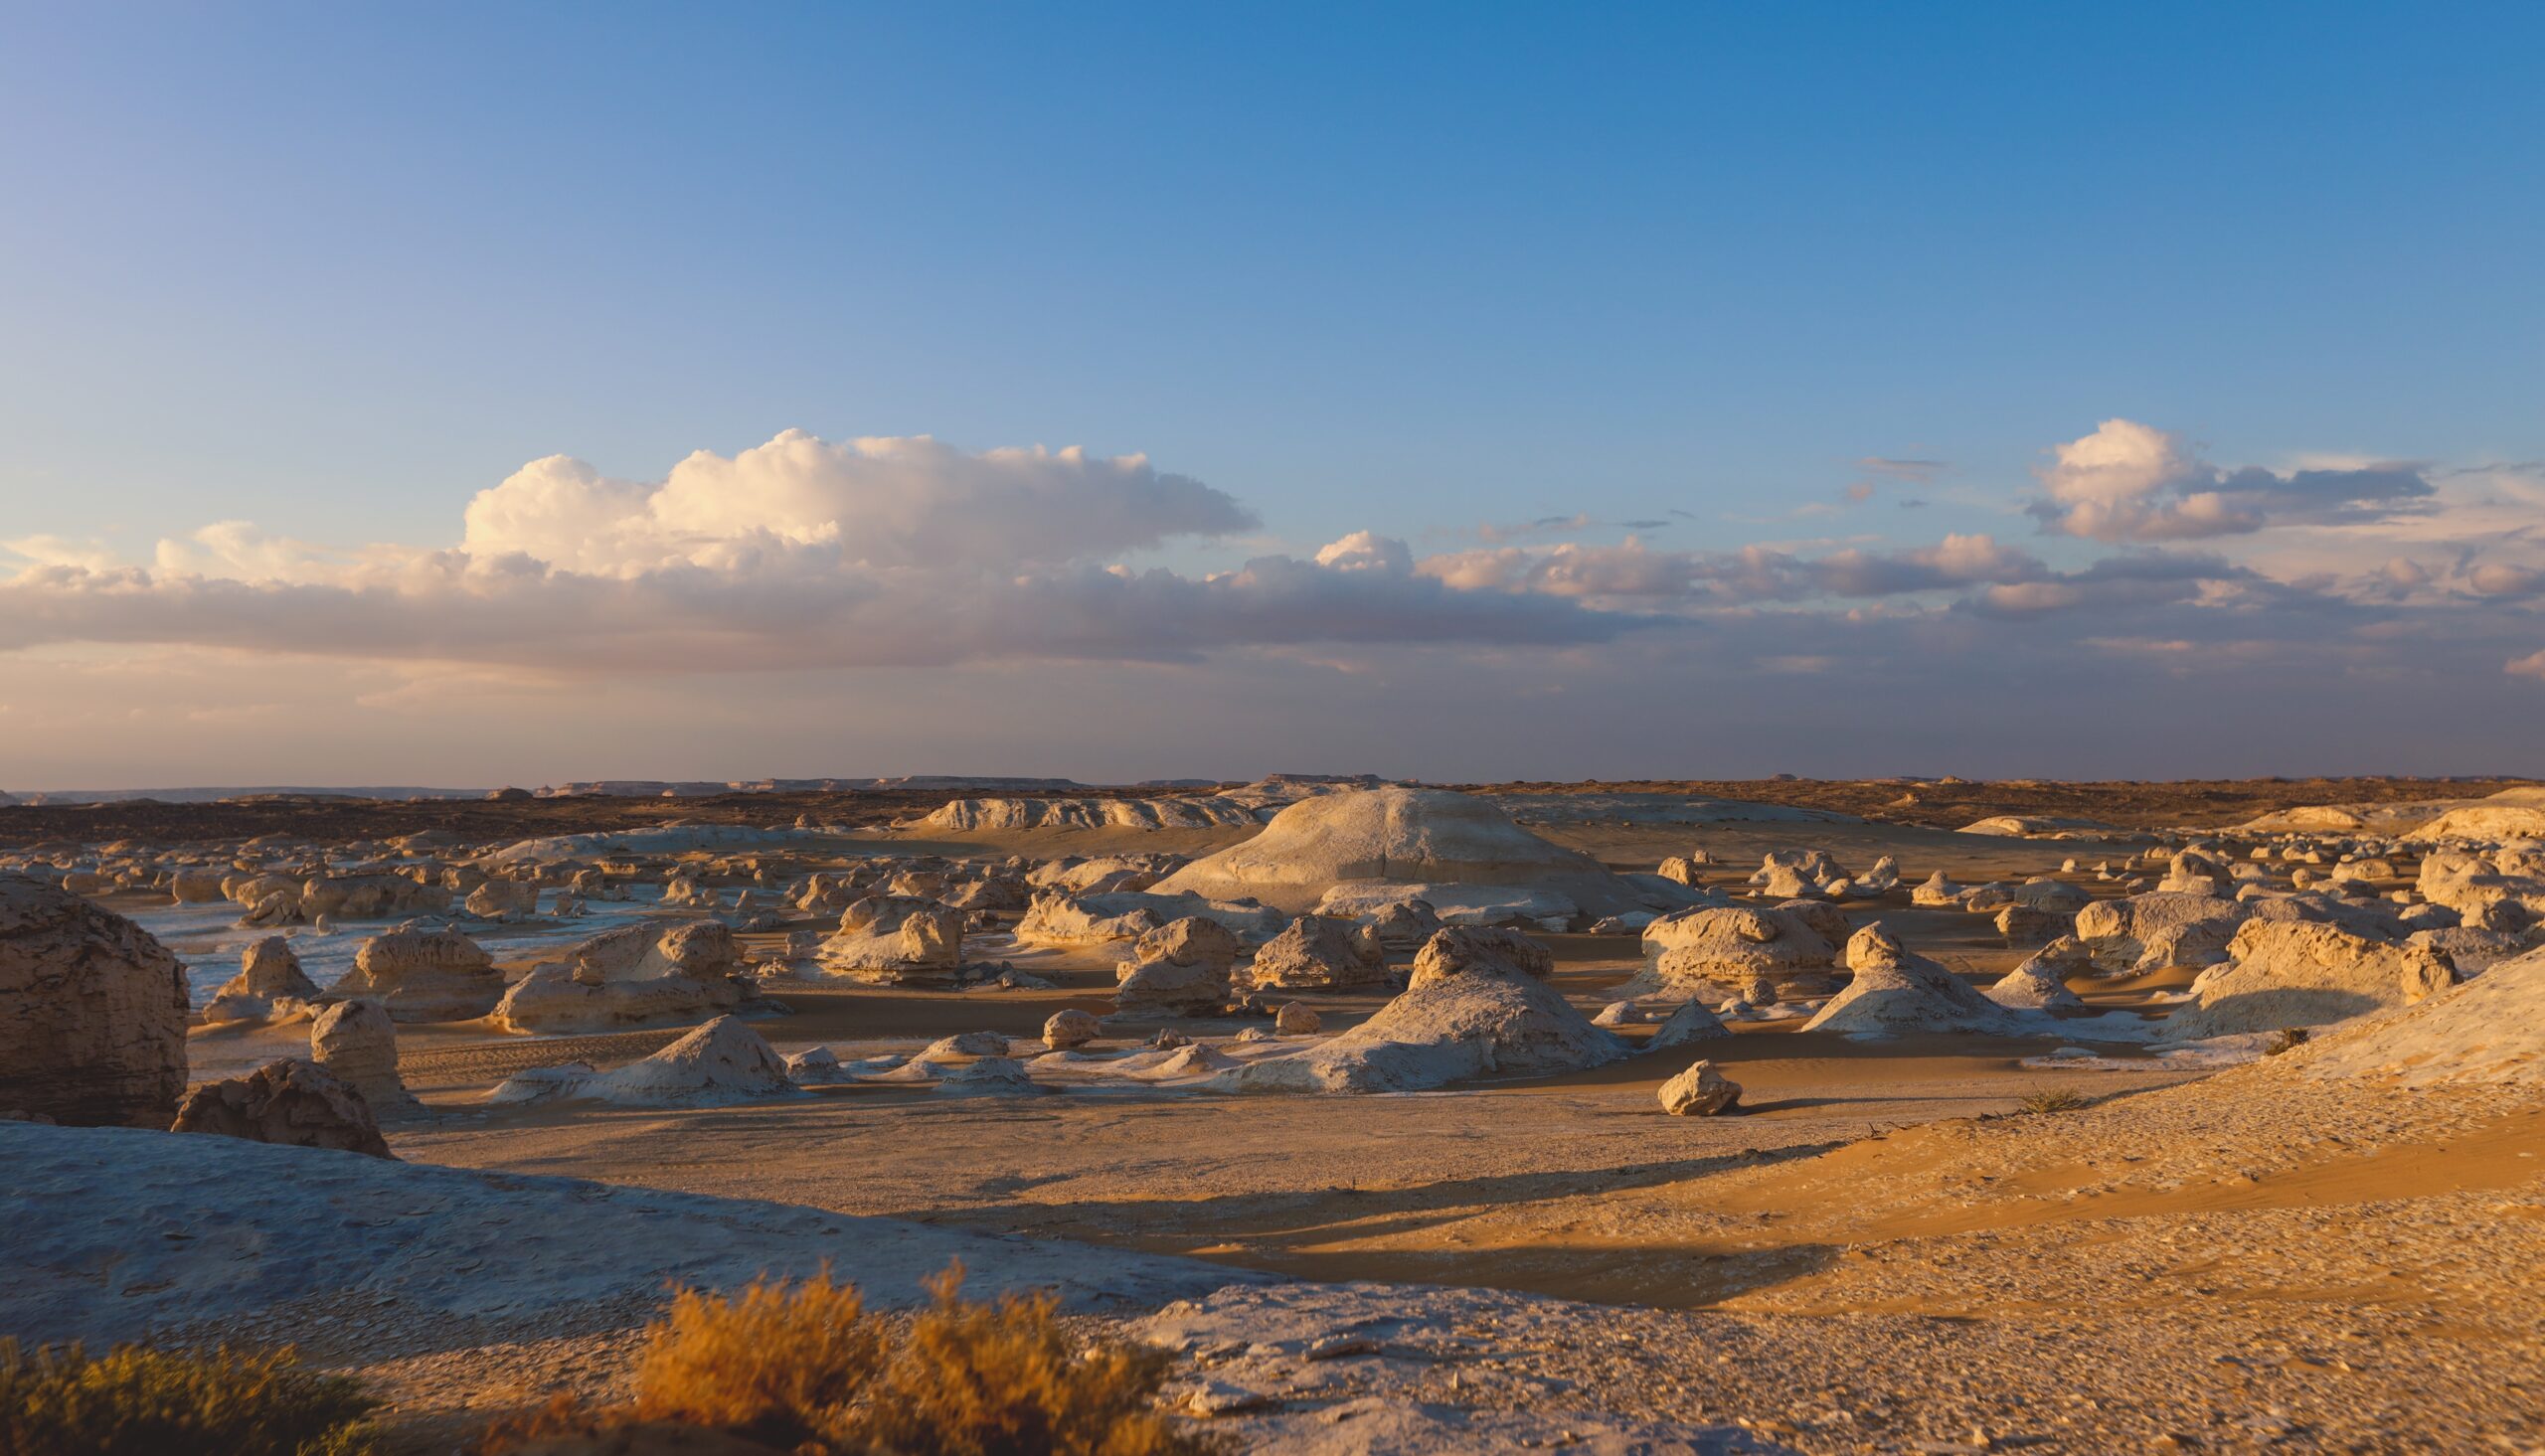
[7,776,2543,1453]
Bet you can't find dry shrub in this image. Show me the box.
[2018,1086,2092,1114]
[0,1338,382,1456]
[631,1268,885,1450]
[506,1263,1221,1456]
[850,1265,1211,1456]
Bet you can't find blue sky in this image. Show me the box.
[2,3,2541,785]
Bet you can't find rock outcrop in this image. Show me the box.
[1248,914,1387,991]
[814,896,965,984]
[489,1016,801,1108]
[310,998,424,1118]
[1151,785,1673,917]
[171,1058,394,1159]
[2072,891,2251,974]
[2165,920,2460,1040]
[1113,917,1239,1015]
[1802,925,2021,1037]
[1628,904,1836,1002]
[0,875,190,1127]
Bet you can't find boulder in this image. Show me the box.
[310,998,423,1118]
[1043,1008,1102,1051]
[331,926,504,1023]
[299,873,447,921]
[0,875,190,1128]
[2165,920,2460,1040]
[1249,915,1387,991]
[1995,902,2072,947]
[1657,1060,1742,1116]
[1273,1001,1323,1035]
[172,1057,393,1158]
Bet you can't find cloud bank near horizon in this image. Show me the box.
[2,419,2541,780]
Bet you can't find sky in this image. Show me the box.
[2,2,2541,789]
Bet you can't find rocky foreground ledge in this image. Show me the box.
[1,1122,1784,1454]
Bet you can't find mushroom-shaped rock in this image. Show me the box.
[1986,938,2092,1011]
[2165,920,2460,1040]
[1910,872,1966,907]
[1803,925,2021,1037]
[1657,1059,1743,1116]
[1043,1008,1102,1051]
[172,1057,394,1158]
[0,875,190,1128]
[331,926,503,1023]
[310,998,424,1118]
[1249,915,1387,991]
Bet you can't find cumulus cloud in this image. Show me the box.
[0,433,1635,672]
[460,430,1259,574]
[2511,649,2545,682]
[2032,419,2434,542]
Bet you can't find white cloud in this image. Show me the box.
[2032,418,2438,543]
[460,430,1257,574]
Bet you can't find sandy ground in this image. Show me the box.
[65,795,2545,1451]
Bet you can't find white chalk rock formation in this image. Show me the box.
[489,1016,800,1108]
[1212,928,1625,1094]
[1985,937,2092,1011]
[1016,890,1165,946]
[202,936,322,1024]
[1910,872,1966,907]
[310,998,424,1118]
[0,875,190,1128]
[2072,891,2252,974]
[1803,925,2021,1037]
[1645,997,1733,1050]
[816,895,965,984]
[330,926,504,1023]
[1657,1059,1742,1116]
[1113,917,1240,1015]
[2165,920,2460,1040]
[172,1058,394,1159]
[935,1056,1047,1096]
[1627,904,1836,1002]
[1248,915,1387,991]
[2298,945,2545,1086]
[1043,1008,1102,1051]
[1151,785,1665,917]
[492,921,754,1035]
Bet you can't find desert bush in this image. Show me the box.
[0,1338,382,1456]
[2017,1086,2092,1114]
[481,1263,1220,1456]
